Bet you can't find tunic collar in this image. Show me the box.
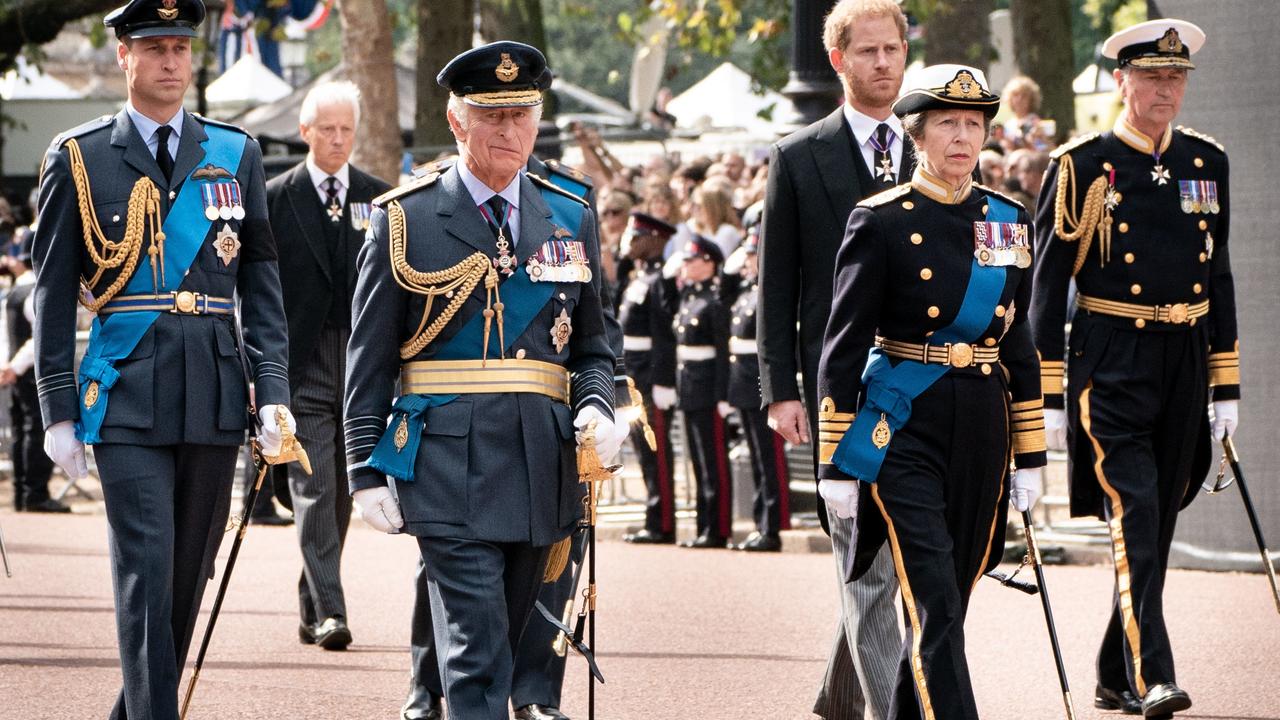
[911,166,973,205]
[1114,117,1172,155]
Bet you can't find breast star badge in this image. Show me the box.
[550,308,573,353]
[214,223,241,267]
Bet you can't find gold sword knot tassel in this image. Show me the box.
[262,405,313,475]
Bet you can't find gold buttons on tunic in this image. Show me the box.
[1130,284,1142,295]
[1190,318,1198,326]
[920,268,933,280]
[1103,162,1114,171]
[690,318,699,326]
[927,306,940,318]
[984,338,996,347]
[902,201,915,210]
[980,363,992,375]
[1124,253,1135,264]
[1118,222,1129,233]
[994,305,1006,318]
[1135,318,1147,328]
[515,348,527,359]
[982,205,989,214]
[1199,220,1208,230]
[1200,252,1208,262]
[910,233,923,245]
[559,292,567,300]
[1195,157,1204,168]
[1193,283,1203,294]
[112,214,121,223]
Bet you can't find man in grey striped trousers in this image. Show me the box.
[265,81,392,650]
[757,2,912,716]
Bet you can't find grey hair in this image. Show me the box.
[299,80,361,127]
[446,94,544,155]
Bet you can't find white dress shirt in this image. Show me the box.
[457,161,522,247]
[306,155,351,209]
[842,104,905,181]
[126,102,182,162]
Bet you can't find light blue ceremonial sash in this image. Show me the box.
[75,125,246,443]
[830,195,1016,482]
[368,182,587,481]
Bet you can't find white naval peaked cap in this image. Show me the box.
[1102,18,1205,70]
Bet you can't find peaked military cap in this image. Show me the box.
[1102,19,1205,70]
[436,41,552,108]
[105,0,205,39]
[627,211,677,239]
[682,235,724,265]
[892,64,1001,118]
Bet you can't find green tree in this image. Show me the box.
[415,0,471,149]
[338,0,400,182]
[1011,0,1074,137]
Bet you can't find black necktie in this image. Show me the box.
[155,126,174,183]
[873,123,895,185]
[324,176,342,223]
[485,196,508,241]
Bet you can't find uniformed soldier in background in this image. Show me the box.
[1029,19,1237,718]
[818,65,1045,719]
[723,229,789,552]
[32,0,293,716]
[672,235,733,548]
[618,212,679,545]
[343,41,619,720]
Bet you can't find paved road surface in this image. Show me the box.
[0,511,1276,719]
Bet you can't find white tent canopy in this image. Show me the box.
[665,62,791,133]
[207,53,293,107]
[1,56,79,101]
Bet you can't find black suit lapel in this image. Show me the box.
[810,109,862,228]
[285,164,333,282]
[110,109,169,193]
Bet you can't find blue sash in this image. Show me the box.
[75,124,246,443]
[830,195,1016,482]
[368,181,587,481]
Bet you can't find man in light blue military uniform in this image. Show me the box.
[32,1,293,717]
[344,41,620,720]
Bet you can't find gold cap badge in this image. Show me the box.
[1157,28,1183,53]
[944,70,984,99]
[158,0,179,20]
[496,53,520,82]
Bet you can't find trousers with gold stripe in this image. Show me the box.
[871,372,1010,720]
[1067,314,1208,697]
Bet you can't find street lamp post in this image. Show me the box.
[779,0,842,130]
[196,0,227,117]
[280,24,310,89]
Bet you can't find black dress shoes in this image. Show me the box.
[514,704,570,720]
[623,529,675,544]
[679,533,728,549]
[313,616,353,650]
[249,512,294,526]
[400,685,442,720]
[22,498,72,513]
[735,532,782,552]
[1142,683,1191,716]
[1094,684,1142,715]
[298,622,316,644]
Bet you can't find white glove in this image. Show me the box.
[44,420,90,481]
[1010,467,1044,513]
[353,486,404,533]
[1210,400,1239,441]
[717,401,733,418]
[575,406,622,464]
[818,479,859,520]
[1044,408,1067,451]
[652,385,676,411]
[257,404,297,457]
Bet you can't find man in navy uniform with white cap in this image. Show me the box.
[1030,18,1238,717]
[343,41,618,720]
[32,0,293,717]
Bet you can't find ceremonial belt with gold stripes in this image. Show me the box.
[1076,294,1209,325]
[99,291,235,316]
[874,336,999,369]
[400,358,569,403]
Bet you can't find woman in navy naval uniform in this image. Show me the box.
[816,65,1047,720]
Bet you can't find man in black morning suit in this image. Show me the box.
[756,1,912,716]
[32,1,292,717]
[266,80,392,652]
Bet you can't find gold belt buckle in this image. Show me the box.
[173,290,199,314]
[947,342,974,368]
[1167,303,1189,324]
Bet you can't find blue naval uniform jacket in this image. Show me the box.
[343,166,615,546]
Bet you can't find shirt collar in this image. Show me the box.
[911,166,973,205]
[306,155,350,193]
[456,160,522,210]
[1114,116,1173,155]
[842,104,903,147]
[126,101,183,144]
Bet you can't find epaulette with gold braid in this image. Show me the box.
[974,183,1026,212]
[528,172,590,207]
[373,171,440,207]
[856,183,912,209]
[1176,125,1225,153]
[1049,131,1100,159]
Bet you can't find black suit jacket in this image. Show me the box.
[267,161,391,385]
[758,107,917,412]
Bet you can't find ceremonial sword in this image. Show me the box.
[0,514,11,577]
[1021,509,1075,720]
[1204,435,1280,614]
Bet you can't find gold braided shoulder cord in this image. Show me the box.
[66,139,165,311]
[1052,153,1113,274]
[387,200,503,360]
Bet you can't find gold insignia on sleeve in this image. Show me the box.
[1157,28,1183,54]
[496,53,520,82]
